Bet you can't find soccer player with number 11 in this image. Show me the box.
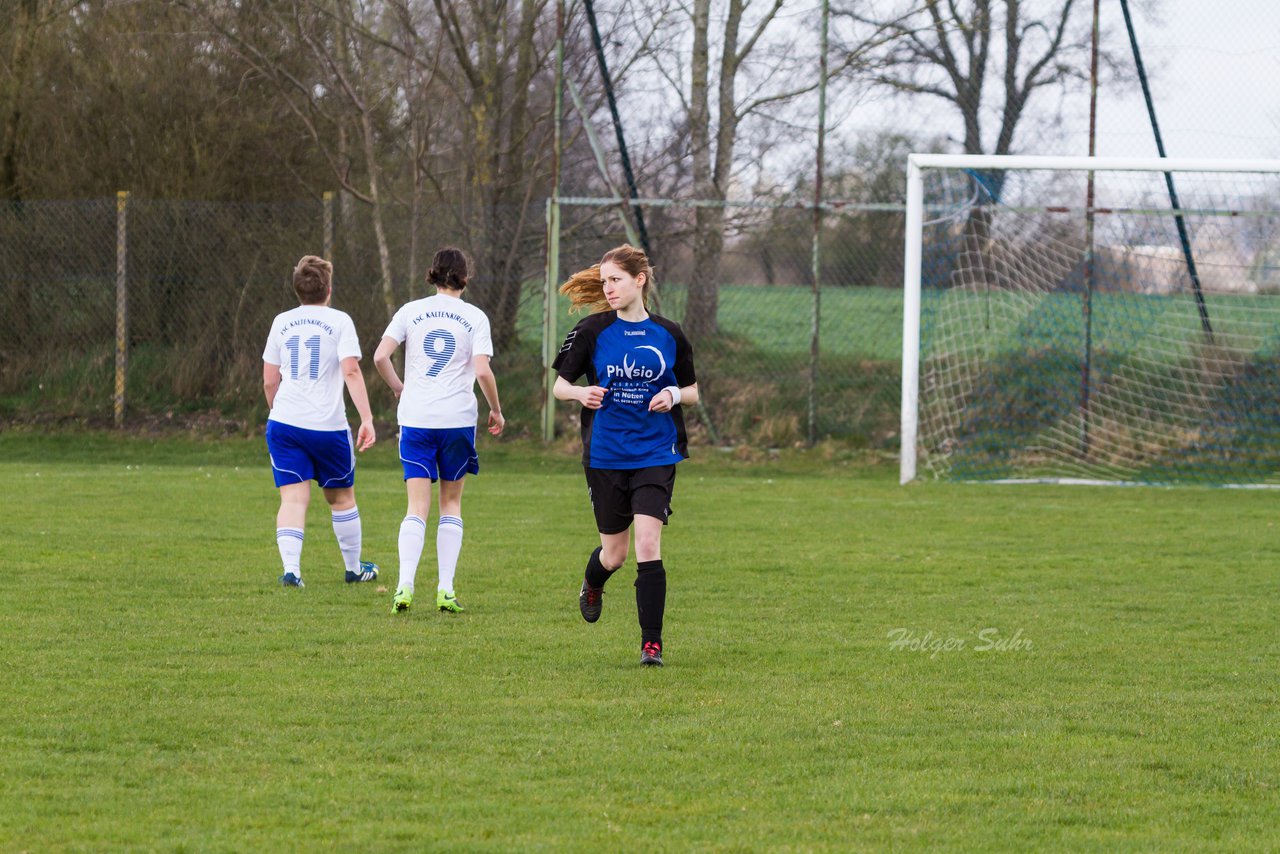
[262,255,380,589]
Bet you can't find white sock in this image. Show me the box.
[331,506,362,573]
[276,527,304,578]
[397,515,426,593]
[437,515,464,593]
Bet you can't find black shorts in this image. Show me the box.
[584,465,676,535]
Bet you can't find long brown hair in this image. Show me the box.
[559,244,654,314]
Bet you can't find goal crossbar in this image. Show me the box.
[906,153,1280,175]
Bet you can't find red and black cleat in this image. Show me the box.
[579,580,603,623]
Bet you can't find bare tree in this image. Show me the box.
[389,1,444,297]
[840,0,1102,162]
[0,0,41,200]
[630,0,867,340]
[425,0,555,349]
[7,1,320,199]
[182,0,561,345]
[179,0,425,321]
[839,0,1108,261]
[687,0,788,339]
[1,0,88,199]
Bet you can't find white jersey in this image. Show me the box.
[383,293,493,429]
[263,305,362,431]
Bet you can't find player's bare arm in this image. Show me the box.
[554,375,606,410]
[648,382,698,413]
[473,354,504,436]
[373,336,404,398]
[340,356,376,451]
[263,361,282,408]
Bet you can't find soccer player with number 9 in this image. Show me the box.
[374,247,505,615]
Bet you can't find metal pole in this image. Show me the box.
[323,190,334,260]
[543,199,561,442]
[1081,0,1100,456]
[542,0,565,442]
[565,77,642,249]
[808,0,829,446]
[582,0,655,291]
[1119,0,1213,341]
[114,191,129,429]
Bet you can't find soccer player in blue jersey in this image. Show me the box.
[263,255,379,588]
[374,247,505,615]
[552,244,699,666]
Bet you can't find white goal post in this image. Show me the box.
[901,153,1280,485]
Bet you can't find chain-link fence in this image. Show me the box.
[1,195,906,447]
[544,198,906,449]
[2,199,117,421]
[0,196,552,431]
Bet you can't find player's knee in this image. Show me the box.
[324,487,355,509]
[601,543,628,570]
[633,529,662,561]
[280,484,311,508]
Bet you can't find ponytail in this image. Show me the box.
[560,244,655,314]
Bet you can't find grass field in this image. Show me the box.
[2,432,1278,850]
[520,284,906,360]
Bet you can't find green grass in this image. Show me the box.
[522,284,906,360]
[1,432,1277,850]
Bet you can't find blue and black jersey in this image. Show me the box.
[553,311,696,469]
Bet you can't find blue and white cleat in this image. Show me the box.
[280,572,305,588]
[345,561,379,583]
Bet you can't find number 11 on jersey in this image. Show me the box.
[284,334,321,380]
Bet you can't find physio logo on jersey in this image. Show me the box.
[605,345,667,383]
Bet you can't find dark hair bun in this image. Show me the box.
[427,247,470,290]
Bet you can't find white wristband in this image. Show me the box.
[663,385,682,406]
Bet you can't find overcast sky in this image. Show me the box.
[1091,0,1280,160]
[826,0,1280,164]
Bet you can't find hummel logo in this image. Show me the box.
[623,330,646,336]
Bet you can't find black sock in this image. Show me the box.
[635,559,666,646]
[584,546,613,589]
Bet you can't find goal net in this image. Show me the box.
[901,155,1280,485]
